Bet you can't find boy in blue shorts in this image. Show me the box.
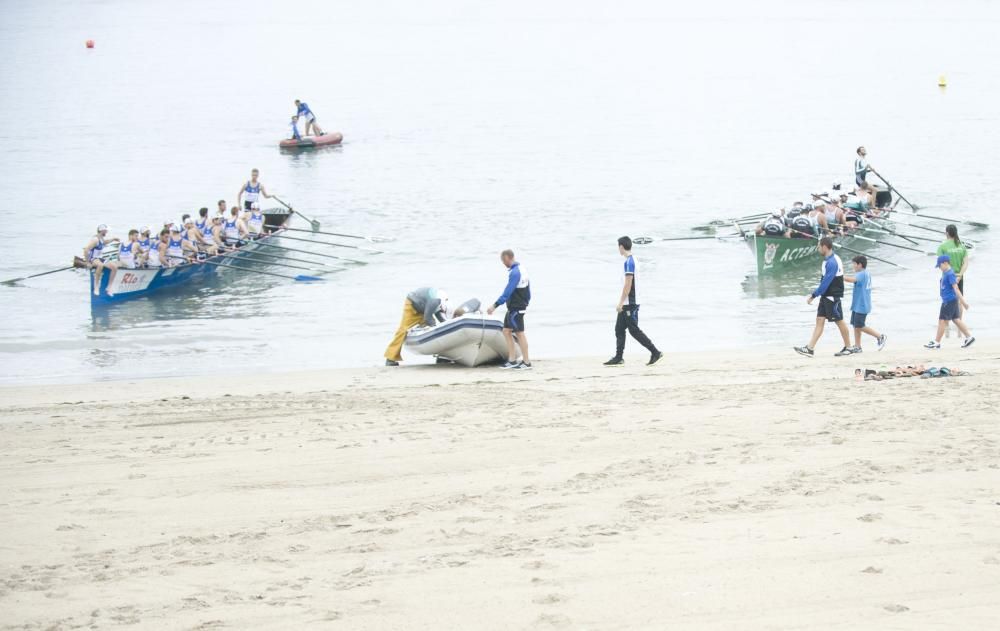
[925,255,975,349]
[843,255,886,353]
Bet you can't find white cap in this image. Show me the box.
[164,219,174,226]
[251,202,260,210]
[97,223,108,232]
[771,210,783,218]
[140,225,151,234]
[184,218,194,225]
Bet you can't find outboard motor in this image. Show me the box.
[458,298,481,314]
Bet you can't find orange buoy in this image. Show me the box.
[86,39,95,48]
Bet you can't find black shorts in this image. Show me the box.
[939,300,960,321]
[850,311,868,328]
[817,297,844,322]
[244,201,253,211]
[503,310,526,332]
[958,278,964,295]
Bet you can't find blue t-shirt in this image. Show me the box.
[940,269,958,302]
[851,269,872,314]
[623,255,637,304]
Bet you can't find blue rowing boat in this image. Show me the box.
[82,209,294,305]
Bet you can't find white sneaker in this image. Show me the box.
[924,340,940,349]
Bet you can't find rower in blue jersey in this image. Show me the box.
[289,115,302,141]
[137,227,153,266]
[82,224,119,296]
[184,216,217,256]
[246,203,266,235]
[224,206,249,244]
[237,168,272,212]
[294,99,324,136]
[117,229,141,269]
[165,227,190,266]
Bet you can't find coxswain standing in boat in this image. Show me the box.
[294,100,324,136]
[237,168,272,212]
[794,236,854,357]
[854,147,882,210]
[83,224,118,297]
[384,288,451,366]
[486,249,532,370]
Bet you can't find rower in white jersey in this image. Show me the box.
[164,226,190,266]
[245,202,266,236]
[184,216,216,256]
[237,168,272,212]
[82,224,119,297]
[137,227,153,267]
[117,229,141,269]
[147,230,166,268]
[223,206,249,244]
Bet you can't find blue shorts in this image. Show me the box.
[503,310,526,332]
[939,300,960,321]
[850,311,868,328]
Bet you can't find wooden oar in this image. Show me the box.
[168,256,322,282]
[221,247,344,269]
[217,251,330,273]
[894,210,988,229]
[1,264,77,286]
[272,232,383,254]
[870,169,919,210]
[784,227,906,269]
[279,226,395,243]
[849,233,934,255]
[634,234,740,243]
[254,241,367,265]
[273,196,321,230]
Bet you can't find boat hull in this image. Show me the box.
[279,132,343,149]
[87,209,293,305]
[404,314,511,367]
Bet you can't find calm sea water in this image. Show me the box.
[1,0,998,384]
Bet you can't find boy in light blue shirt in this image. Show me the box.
[844,255,886,353]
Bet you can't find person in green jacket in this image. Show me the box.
[936,225,970,322]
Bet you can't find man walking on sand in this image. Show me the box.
[487,249,532,370]
[604,236,663,367]
[795,237,854,357]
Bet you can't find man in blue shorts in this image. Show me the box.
[844,255,887,352]
[487,249,531,370]
[795,237,854,357]
[604,236,663,366]
[924,255,975,349]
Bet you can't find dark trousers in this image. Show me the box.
[615,306,657,357]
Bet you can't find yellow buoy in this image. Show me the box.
[938,75,947,87]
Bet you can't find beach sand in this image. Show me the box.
[1,343,998,629]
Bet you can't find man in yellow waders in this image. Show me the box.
[384,287,450,366]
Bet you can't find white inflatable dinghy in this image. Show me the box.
[404,299,514,367]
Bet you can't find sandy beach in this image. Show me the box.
[2,343,999,630]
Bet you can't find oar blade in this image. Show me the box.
[294,274,324,282]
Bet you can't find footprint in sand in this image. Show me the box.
[883,604,909,613]
[532,593,567,605]
[861,566,883,574]
[857,513,882,522]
